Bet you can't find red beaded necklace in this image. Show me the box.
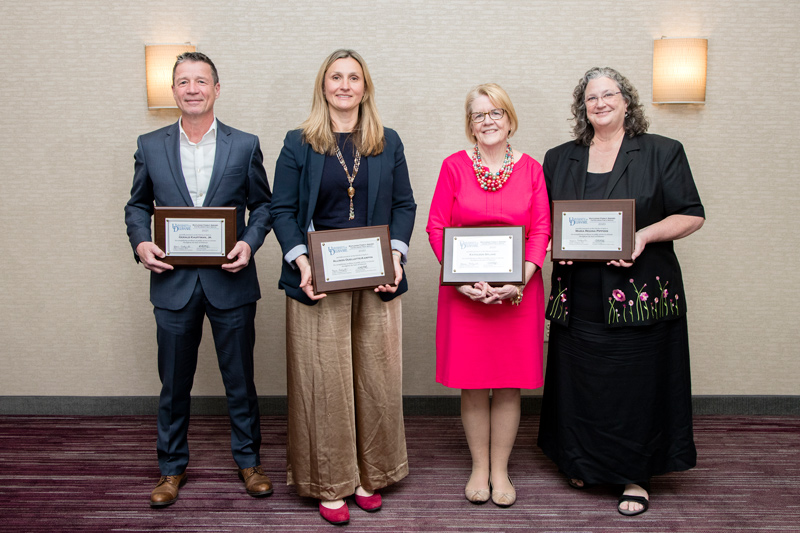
[472,142,514,191]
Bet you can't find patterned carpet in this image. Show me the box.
[0,415,798,532]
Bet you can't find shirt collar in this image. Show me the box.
[179,116,217,145]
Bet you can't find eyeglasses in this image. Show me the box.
[584,91,621,106]
[470,108,505,123]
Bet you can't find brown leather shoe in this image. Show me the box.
[238,465,273,497]
[150,472,187,508]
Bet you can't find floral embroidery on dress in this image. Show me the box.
[607,276,680,324]
[548,277,568,319]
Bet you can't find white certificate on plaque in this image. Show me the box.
[561,211,623,252]
[451,235,514,274]
[164,218,226,256]
[321,237,386,282]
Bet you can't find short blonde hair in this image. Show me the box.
[300,49,385,156]
[464,83,519,144]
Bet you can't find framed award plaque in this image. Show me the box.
[551,199,635,262]
[440,226,525,286]
[154,206,237,266]
[306,225,395,293]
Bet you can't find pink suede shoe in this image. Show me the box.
[319,501,349,525]
[354,492,382,512]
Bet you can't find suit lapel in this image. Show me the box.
[164,122,194,206]
[305,148,325,230]
[366,150,382,224]
[603,135,639,198]
[204,120,231,207]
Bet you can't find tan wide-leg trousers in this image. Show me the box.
[285,291,408,500]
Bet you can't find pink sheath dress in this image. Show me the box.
[426,151,551,389]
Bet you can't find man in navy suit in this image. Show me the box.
[125,52,273,507]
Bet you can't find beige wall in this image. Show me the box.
[1,0,798,398]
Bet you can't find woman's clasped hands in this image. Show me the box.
[457,282,518,304]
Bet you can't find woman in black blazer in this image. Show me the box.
[537,67,704,516]
[271,49,416,525]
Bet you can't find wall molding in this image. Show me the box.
[1,395,798,416]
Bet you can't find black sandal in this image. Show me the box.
[567,478,587,490]
[618,494,649,516]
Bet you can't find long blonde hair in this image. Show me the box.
[300,49,385,156]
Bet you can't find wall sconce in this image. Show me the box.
[145,43,196,109]
[652,38,707,104]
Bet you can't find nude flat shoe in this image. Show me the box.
[490,476,516,507]
[465,474,490,504]
[465,485,491,504]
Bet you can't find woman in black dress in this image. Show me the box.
[537,67,705,516]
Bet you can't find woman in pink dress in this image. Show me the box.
[426,84,550,507]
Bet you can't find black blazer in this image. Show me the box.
[271,128,416,305]
[543,133,704,327]
[125,120,272,310]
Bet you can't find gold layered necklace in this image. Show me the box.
[335,143,361,220]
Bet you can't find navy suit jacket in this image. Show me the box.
[125,120,272,311]
[271,128,416,305]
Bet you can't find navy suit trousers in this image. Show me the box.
[153,278,261,475]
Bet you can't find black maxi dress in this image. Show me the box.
[538,134,704,485]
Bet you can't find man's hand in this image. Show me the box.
[221,241,252,273]
[136,241,174,273]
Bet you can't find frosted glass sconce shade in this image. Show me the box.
[145,43,196,109]
[653,38,707,104]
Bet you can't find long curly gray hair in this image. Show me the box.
[571,67,649,146]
